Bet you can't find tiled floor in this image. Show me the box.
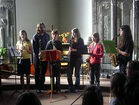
[1,74,110,87]
[0,90,110,105]
[0,75,110,105]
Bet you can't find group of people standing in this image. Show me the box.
[82,25,135,105]
[16,22,85,93]
[16,22,134,94]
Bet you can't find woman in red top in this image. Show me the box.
[89,33,104,87]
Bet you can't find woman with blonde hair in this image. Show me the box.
[16,30,32,91]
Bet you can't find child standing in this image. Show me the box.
[16,30,32,91]
[46,29,63,92]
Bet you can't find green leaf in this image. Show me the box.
[0,48,6,56]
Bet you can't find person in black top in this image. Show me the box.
[16,92,42,105]
[32,23,50,93]
[123,71,139,105]
[82,85,103,105]
[46,29,63,92]
[116,25,134,75]
[126,60,139,77]
[110,72,126,105]
[66,28,84,93]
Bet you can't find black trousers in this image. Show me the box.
[67,57,82,90]
[89,63,100,87]
[34,56,47,90]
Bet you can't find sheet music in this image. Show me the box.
[8,46,21,57]
[103,40,117,54]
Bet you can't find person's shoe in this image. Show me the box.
[56,89,61,93]
[71,89,77,93]
[65,90,70,93]
[36,89,42,94]
[96,83,100,87]
[74,89,79,93]
[22,89,25,93]
[65,89,77,93]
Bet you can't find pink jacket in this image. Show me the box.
[89,42,104,64]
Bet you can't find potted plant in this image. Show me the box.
[0,48,6,64]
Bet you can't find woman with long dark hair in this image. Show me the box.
[116,25,134,75]
[66,28,84,93]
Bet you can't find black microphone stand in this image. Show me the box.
[37,39,43,91]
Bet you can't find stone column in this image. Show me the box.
[13,0,17,46]
[122,0,131,25]
[133,0,139,60]
[111,0,117,40]
[0,27,4,48]
[92,0,97,33]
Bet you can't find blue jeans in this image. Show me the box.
[89,63,100,87]
[67,58,82,90]
[119,63,127,75]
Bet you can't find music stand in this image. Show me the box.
[8,46,22,96]
[40,50,66,102]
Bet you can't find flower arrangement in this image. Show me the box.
[59,32,70,43]
[59,32,70,38]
